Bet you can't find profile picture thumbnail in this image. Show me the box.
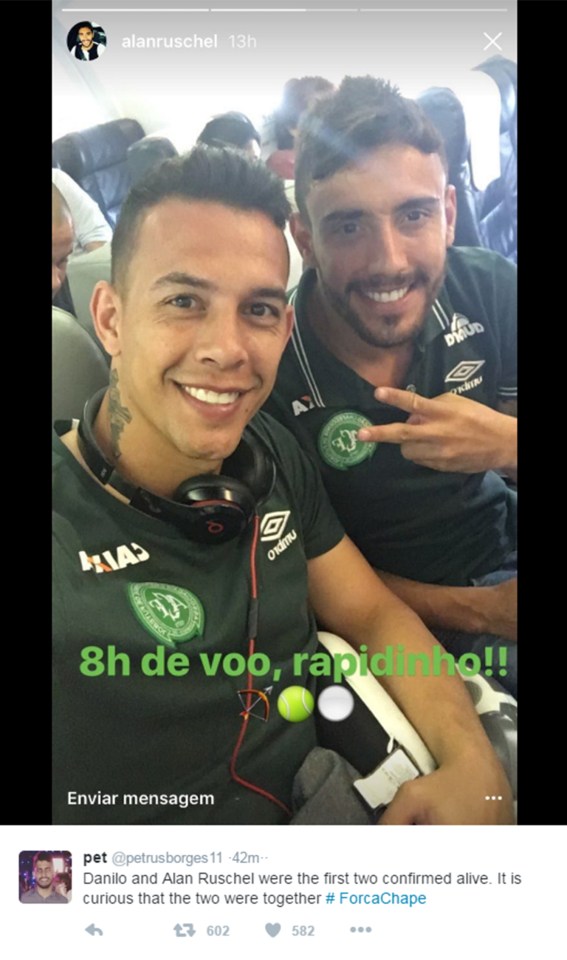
[19,850,72,904]
[67,20,107,61]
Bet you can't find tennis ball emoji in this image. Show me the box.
[277,685,315,722]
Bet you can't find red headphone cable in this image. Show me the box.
[229,514,292,818]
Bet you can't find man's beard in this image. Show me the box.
[320,268,445,349]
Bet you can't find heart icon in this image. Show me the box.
[265,923,281,937]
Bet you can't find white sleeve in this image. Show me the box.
[52,168,112,251]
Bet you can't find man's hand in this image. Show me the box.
[378,754,514,825]
[357,387,517,475]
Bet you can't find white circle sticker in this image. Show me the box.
[317,685,355,722]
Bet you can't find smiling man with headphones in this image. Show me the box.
[52,146,512,826]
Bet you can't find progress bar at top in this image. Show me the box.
[62,7,509,12]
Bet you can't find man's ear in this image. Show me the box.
[283,303,295,347]
[290,212,317,268]
[91,281,122,356]
[445,184,457,247]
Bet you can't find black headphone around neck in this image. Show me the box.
[77,390,276,544]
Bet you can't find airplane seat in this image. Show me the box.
[52,307,109,421]
[52,118,145,228]
[127,135,179,186]
[315,632,517,805]
[473,56,517,263]
[416,86,484,248]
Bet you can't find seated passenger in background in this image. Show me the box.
[197,111,261,159]
[263,76,335,182]
[52,181,110,353]
[52,168,112,255]
[53,146,511,826]
[264,77,517,696]
[52,184,74,310]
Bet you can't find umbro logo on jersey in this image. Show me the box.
[445,360,485,382]
[292,395,315,417]
[261,511,290,541]
[79,542,150,574]
[260,510,297,561]
[444,313,484,347]
[445,360,485,396]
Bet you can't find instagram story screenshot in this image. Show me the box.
[5,0,562,954]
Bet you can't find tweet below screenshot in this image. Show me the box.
[43,0,556,953]
[5,828,561,954]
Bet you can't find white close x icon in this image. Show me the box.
[483,31,503,51]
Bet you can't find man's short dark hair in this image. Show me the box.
[197,112,261,151]
[295,76,447,221]
[112,145,291,291]
[75,20,94,32]
[33,852,53,867]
